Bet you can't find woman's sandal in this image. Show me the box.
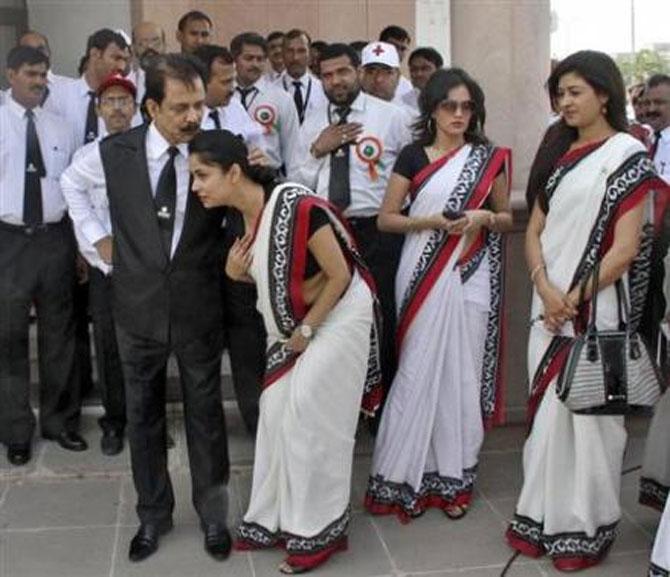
[443,504,469,520]
[278,537,348,574]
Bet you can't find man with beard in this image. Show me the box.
[176,10,212,55]
[59,54,231,562]
[131,21,166,103]
[296,43,412,417]
[276,29,327,132]
[264,30,285,84]
[0,46,81,465]
[231,32,302,179]
[61,74,139,457]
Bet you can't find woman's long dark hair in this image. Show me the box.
[414,68,488,146]
[527,50,629,210]
[188,129,280,195]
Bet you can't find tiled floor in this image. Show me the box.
[0,407,660,577]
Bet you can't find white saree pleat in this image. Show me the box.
[651,498,670,574]
[242,185,374,542]
[369,145,489,503]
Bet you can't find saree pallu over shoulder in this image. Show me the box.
[259,183,383,415]
[400,144,511,426]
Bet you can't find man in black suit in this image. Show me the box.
[61,54,230,562]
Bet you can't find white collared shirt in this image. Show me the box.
[263,69,284,85]
[277,70,328,130]
[296,91,413,218]
[44,76,104,147]
[201,101,264,148]
[400,86,420,112]
[392,75,414,105]
[653,126,670,183]
[232,76,303,178]
[45,76,143,147]
[0,94,77,225]
[60,123,189,260]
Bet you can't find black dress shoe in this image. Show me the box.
[100,429,124,456]
[43,431,88,452]
[203,523,232,560]
[7,444,31,466]
[129,520,173,562]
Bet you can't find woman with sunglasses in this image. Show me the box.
[364,68,512,522]
[505,51,665,572]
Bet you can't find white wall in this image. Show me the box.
[27,0,131,78]
[415,0,451,65]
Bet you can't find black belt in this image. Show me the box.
[0,217,68,236]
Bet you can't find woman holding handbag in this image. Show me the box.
[505,50,666,572]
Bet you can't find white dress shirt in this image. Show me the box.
[201,101,264,149]
[60,123,189,259]
[129,67,146,104]
[401,86,420,112]
[45,76,143,147]
[296,91,413,218]
[0,94,77,225]
[392,75,414,106]
[277,70,328,133]
[232,77,303,179]
[61,138,112,274]
[263,69,283,85]
[653,126,670,183]
[44,76,104,147]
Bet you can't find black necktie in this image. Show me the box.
[208,109,221,130]
[23,109,46,226]
[328,106,352,210]
[651,131,662,160]
[155,147,179,257]
[293,80,305,124]
[84,90,98,143]
[236,86,257,111]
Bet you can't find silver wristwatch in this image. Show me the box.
[298,324,314,339]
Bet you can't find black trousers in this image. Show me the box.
[222,278,265,435]
[116,324,229,526]
[88,267,126,434]
[347,216,404,397]
[0,222,79,445]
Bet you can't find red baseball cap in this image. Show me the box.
[97,74,137,99]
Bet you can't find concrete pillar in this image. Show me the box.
[450,0,551,193]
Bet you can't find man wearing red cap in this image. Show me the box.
[61,74,138,456]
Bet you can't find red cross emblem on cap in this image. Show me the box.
[372,44,385,56]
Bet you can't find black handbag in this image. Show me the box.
[556,262,666,415]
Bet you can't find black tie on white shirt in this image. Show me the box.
[24,109,46,225]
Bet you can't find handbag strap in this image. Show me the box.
[586,261,601,333]
[615,279,631,331]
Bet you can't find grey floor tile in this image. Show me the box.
[475,451,524,499]
[119,471,242,528]
[483,496,517,524]
[1,526,115,577]
[350,456,372,513]
[250,513,393,577]
[372,498,513,572]
[621,487,664,538]
[0,478,120,529]
[539,550,652,576]
[233,471,252,516]
[113,524,251,577]
[406,561,544,576]
[481,425,526,454]
[0,443,43,480]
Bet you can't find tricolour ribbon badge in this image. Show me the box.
[355,136,385,181]
[254,104,278,135]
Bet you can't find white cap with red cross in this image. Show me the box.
[361,41,400,68]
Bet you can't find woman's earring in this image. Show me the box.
[601,104,608,115]
[428,117,435,133]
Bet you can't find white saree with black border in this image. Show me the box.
[364,142,511,522]
[650,497,670,576]
[506,132,664,569]
[236,183,382,564]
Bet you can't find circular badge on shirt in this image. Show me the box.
[254,104,277,134]
[355,136,385,181]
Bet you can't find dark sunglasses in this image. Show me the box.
[438,99,475,114]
